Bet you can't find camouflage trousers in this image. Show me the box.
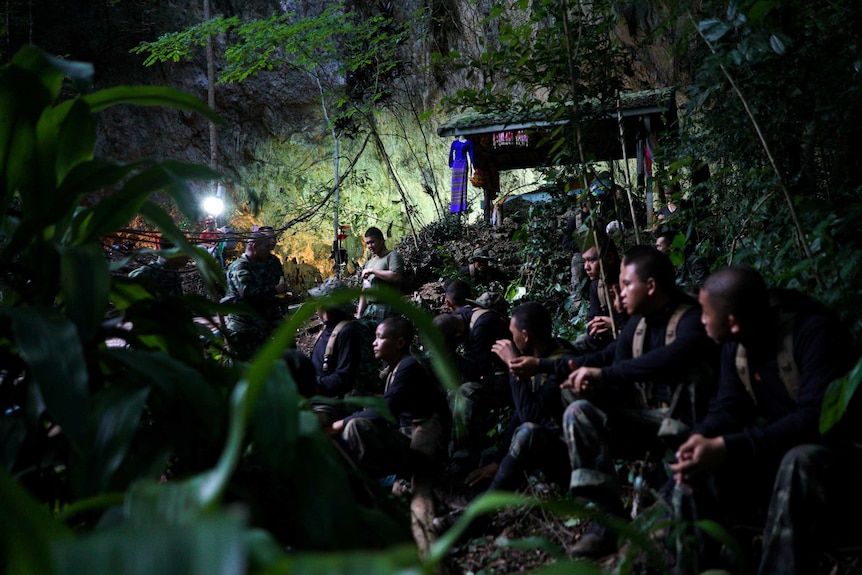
[342,415,448,478]
[453,373,512,456]
[361,303,395,324]
[488,422,568,491]
[224,324,269,361]
[563,399,669,500]
[757,442,862,575]
[669,442,862,575]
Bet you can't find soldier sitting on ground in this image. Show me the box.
[441,280,513,464]
[304,278,373,425]
[461,301,572,494]
[331,316,450,484]
[668,265,862,575]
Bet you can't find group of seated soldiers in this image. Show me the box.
[129,225,862,574]
[293,238,862,575]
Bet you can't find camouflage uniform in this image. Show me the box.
[224,253,287,360]
[672,293,860,575]
[486,345,572,492]
[563,299,717,512]
[758,442,862,575]
[128,258,184,297]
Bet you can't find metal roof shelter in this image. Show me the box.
[437,88,677,220]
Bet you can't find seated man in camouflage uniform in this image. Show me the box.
[669,266,862,575]
[332,316,450,481]
[464,301,571,493]
[559,246,719,557]
[128,237,189,297]
[223,232,293,361]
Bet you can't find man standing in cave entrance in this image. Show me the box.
[357,227,405,323]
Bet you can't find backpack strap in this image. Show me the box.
[321,320,351,373]
[469,263,476,278]
[632,303,693,358]
[469,308,491,331]
[596,279,608,312]
[735,311,799,404]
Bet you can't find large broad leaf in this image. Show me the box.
[9,308,91,452]
[249,361,299,475]
[72,161,220,246]
[60,243,110,345]
[268,543,420,575]
[820,356,862,434]
[0,66,54,210]
[45,98,97,186]
[87,385,151,495]
[50,160,140,236]
[0,467,71,575]
[99,349,221,435]
[139,200,225,295]
[82,85,224,125]
[53,507,247,575]
[9,44,67,101]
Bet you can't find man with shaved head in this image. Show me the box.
[670,265,862,575]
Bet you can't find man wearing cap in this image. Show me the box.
[256,225,288,290]
[223,232,293,361]
[461,247,509,288]
[357,227,405,323]
[306,278,370,424]
[128,236,189,298]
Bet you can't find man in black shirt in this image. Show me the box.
[560,246,719,557]
[669,266,862,575]
[464,301,571,492]
[332,316,449,479]
[306,278,368,424]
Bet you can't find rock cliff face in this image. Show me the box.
[5,0,683,279]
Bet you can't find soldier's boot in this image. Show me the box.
[572,523,618,558]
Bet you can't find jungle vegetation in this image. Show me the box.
[1,0,861,573]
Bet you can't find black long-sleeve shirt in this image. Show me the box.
[453,306,510,382]
[310,319,364,397]
[493,345,569,462]
[538,294,719,411]
[695,309,856,467]
[344,355,449,429]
